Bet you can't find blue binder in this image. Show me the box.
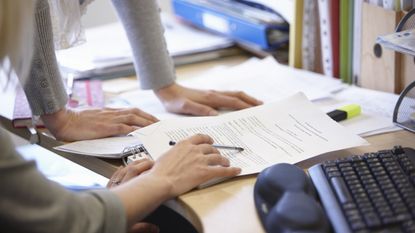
[172,0,289,51]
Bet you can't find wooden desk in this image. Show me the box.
[2,55,415,233]
[178,130,415,233]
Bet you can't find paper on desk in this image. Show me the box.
[55,136,141,158]
[117,56,400,137]
[18,144,108,187]
[118,57,344,120]
[315,86,401,136]
[130,93,368,176]
[181,57,345,103]
[0,70,18,119]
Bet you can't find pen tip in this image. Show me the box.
[169,141,175,146]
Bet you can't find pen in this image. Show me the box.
[327,104,361,122]
[169,140,244,152]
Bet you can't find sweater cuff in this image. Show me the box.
[89,190,127,233]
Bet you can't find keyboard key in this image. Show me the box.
[330,177,353,204]
[312,146,415,233]
[363,213,381,228]
[350,220,366,231]
[392,146,404,155]
[327,171,341,178]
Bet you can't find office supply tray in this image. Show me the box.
[393,81,415,133]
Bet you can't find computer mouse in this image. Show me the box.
[253,163,330,233]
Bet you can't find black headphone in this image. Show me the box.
[254,163,330,233]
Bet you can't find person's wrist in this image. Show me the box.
[40,108,71,140]
[153,83,178,100]
[143,172,175,199]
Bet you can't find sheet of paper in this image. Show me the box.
[18,144,108,187]
[102,77,139,94]
[180,57,345,103]
[315,86,401,136]
[0,70,18,119]
[55,136,140,158]
[118,57,400,136]
[131,93,368,176]
[118,57,345,120]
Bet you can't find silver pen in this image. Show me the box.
[169,140,244,152]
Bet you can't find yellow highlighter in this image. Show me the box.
[327,104,361,122]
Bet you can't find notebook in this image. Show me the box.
[12,85,44,128]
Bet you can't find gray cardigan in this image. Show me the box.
[25,0,176,115]
[0,127,126,233]
[1,0,176,231]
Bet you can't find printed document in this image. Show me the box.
[131,93,368,176]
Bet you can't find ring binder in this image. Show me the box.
[121,144,152,165]
[172,0,289,50]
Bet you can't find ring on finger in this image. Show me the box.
[111,179,121,185]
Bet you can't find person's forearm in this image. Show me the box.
[111,0,176,90]
[113,173,173,227]
[23,0,67,116]
[0,127,126,233]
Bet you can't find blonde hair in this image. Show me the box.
[0,0,35,82]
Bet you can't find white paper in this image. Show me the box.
[118,57,345,120]
[131,93,368,176]
[55,136,141,158]
[180,57,345,102]
[56,14,233,73]
[0,70,18,120]
[314,86,401,136]
[117,57,400,136]
[18,144,108,187]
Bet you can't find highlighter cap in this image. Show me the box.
[338,104,361,119]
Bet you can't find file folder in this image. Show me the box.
[172,0,289,50]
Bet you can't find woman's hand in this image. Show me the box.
[111,134,240,227]
[41,107,158,141]
[107,160,159,233]
[107,159,154,188]
[154,83,262,116]
[148,134,241,197]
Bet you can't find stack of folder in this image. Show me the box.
[289,0,414,89]
[289,0,352,83]
[56,13,240,79]
[172,0,289,51]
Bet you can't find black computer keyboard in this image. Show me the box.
[308,146,415,233]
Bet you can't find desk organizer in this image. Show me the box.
[360,3,415,94]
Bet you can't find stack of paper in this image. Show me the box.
[131,93,368,176]
[56,93,368,177]
[56,14,237,79]
[116,57,400,136]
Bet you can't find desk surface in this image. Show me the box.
[2,55,415,233]
[178,130,415,233]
